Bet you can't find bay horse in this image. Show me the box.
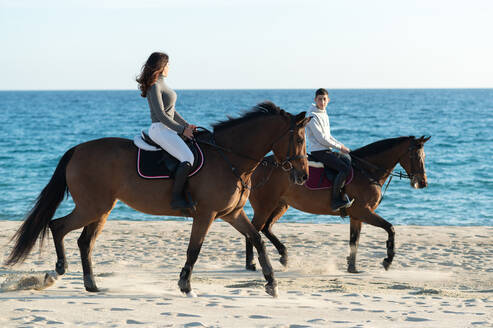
[6,102,311,297]
[244,136,430,273]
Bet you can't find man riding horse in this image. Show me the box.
[306,88,354,211]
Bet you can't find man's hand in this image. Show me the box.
[340,145,351,154]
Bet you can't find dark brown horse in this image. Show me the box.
[245,136,430,273]
[6,102,311,297]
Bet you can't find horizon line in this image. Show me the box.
[1,87,492,92]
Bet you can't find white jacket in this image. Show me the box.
[305,104,343,152]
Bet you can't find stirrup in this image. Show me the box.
[331,195,353,211]
[342,194,354,208]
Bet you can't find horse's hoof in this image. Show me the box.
[185,291,197,298]
[347,266,359,273]
[55,261,67,275]
[178,279,191,294]
[83,275,99,292]
[265,283,278,298]
[245,263,257,271]
[279,255,288,267]
[382,258,392,270]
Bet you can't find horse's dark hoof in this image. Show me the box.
[279,254,288,267]
[85,286,100,292]
[178,279,191,294]
[347,265,359,273]
[245,263,257,271]
[265,282,278,298]
[55,260,67,275]
[382,258,392,270]
[83,275,99,292]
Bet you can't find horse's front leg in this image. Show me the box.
[260,202,290,267]
[262,226,288,267]
[356,209,395,270]
[347,218,362,273]
[248,202,290,270]
[228,210,278,297]
[178,215,214,297]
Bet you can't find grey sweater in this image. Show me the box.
[147,76,188,133]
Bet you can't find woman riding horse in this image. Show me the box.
[6,102,311,298]
[136,52,197,210]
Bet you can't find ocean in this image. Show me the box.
[0,89,492,226]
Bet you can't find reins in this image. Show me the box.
[350,141,421,205]
[350,154,412,181]
[194,120,301,192]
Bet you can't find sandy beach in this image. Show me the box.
[0,220,491,327]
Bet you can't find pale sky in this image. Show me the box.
[1,0,492,90]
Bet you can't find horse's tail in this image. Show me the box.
[5,147,76,266]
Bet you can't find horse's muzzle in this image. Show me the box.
[290,169,308,185]
[411,176,427,189]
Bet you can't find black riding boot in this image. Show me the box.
[331,171,353,211]
[171,162,195,210]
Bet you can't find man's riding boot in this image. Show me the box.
[171,162,195,210]
[331,171,352,211]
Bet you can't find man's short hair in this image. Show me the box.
[315,88,329,97]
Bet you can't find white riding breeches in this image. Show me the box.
[149,122,194,164]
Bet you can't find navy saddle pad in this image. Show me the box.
[137,141,204,179]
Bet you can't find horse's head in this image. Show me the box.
[272,111,311,185]
[399,136,430,189]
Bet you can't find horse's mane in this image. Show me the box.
[212,101,289,132]
[350,136,413,158]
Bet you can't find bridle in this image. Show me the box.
[194,115,305,191]
[268,116,307,172]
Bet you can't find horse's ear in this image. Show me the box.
[295,111,306,120]
[295,112,311,127]
[299,116,312,127]
[295,111,307,125]
[419,135,431,143]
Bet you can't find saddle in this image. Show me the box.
[133,130,204,179]
[304,154,354,190]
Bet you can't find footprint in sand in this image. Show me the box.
[183,322,206,327]
[110,308,133,311]
[405,316,431,322]
[177,313,201,318]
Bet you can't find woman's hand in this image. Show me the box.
[183,125,195,139]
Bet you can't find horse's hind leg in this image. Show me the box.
[354,209,395,270]
[229,210,277,297]
[49,200,115,291]
[49,208,94,276]
[78,219,108,292]
[347,218,362,273]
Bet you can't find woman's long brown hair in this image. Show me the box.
[136,52,169,97]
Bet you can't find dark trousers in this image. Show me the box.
[311,150,351,175]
